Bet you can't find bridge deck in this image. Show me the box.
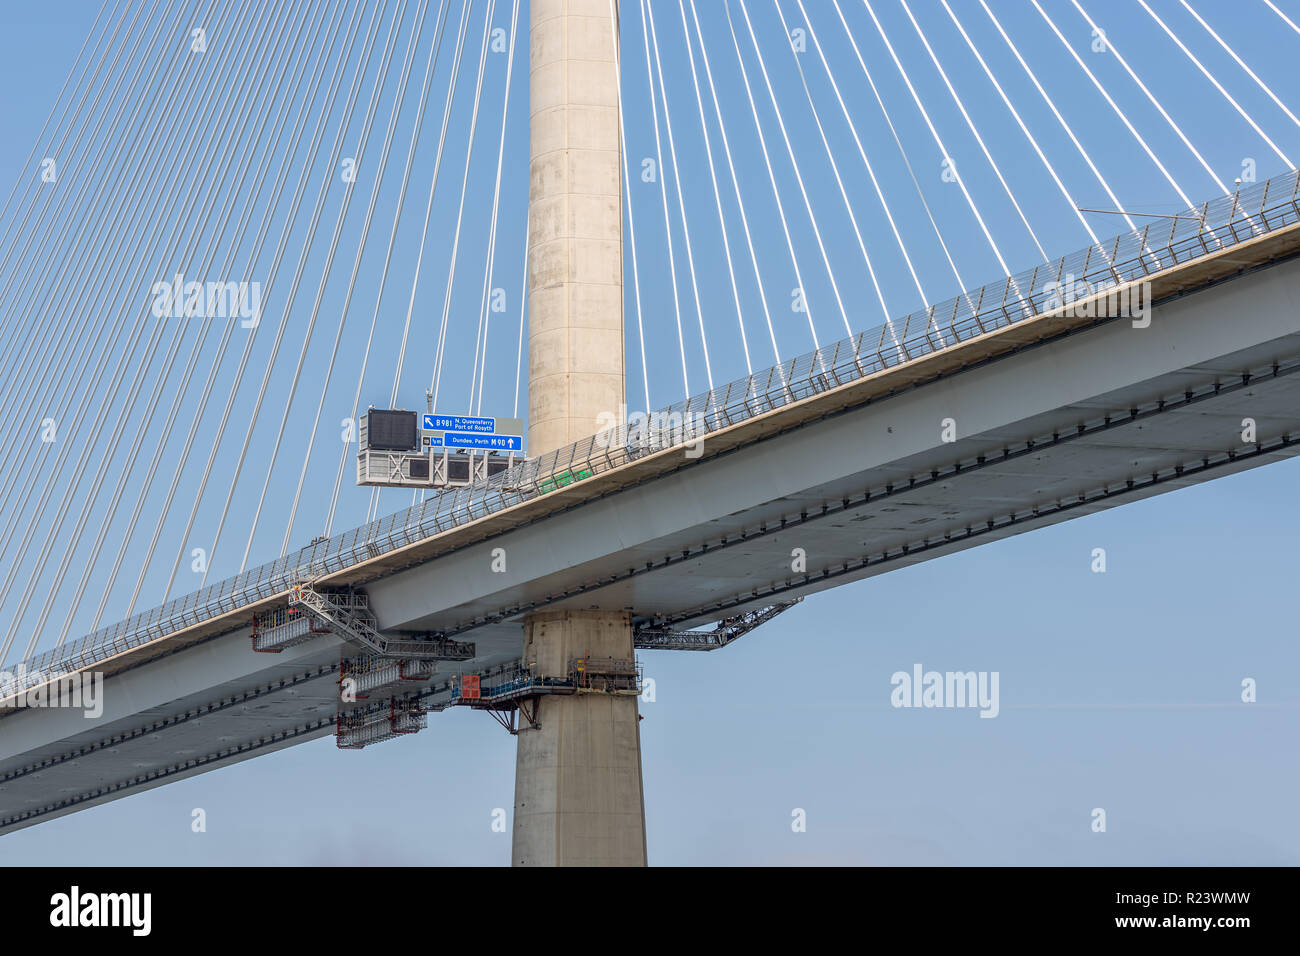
[3,180,1300,834]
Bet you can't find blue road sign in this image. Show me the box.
[423,414,496,433]
[442,431,523,452]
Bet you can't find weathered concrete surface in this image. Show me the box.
[527,0,624,456]
[511,611,646,866]
[518,0,644,866]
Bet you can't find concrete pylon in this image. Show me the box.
[527,0,625,455]
[514,0,646,866]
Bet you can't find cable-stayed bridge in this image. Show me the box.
[1,0,1299,864]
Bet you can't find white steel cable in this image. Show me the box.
[1070,0,1229,197]
[0,0,112,281]
[941,0,1100,246]
[0,0,171,443]
[0,1,139,324]
[687,0,784,374]
[1264,0,1300,38]
[427,0,497,414]
[412,0,497,512]
[1137,0,1294,169]
[30,0,291,645]
[1032,0,1199,213]
[1181,0,1300,134]
[1,0,277,660]
[69,0,341,639]
[381,0,474,409]
[646,0,714,391]
[677,0,752,380]
[0,0,216,655]
[221,0,417,573]
[167,0,391,596]
[722,1,822,353]
[470,0,522,416]
[797,0,928,324]
[613,1,653,412]
[53,1,328,645]
[149,0,372,608]
[324,0,474,533]
[240,0,435,571]
[416,0,497,514]
[283,0,452,555]
[981,0,1162,270]
[640,0,691,400]
[0,0,218,541]
[862,0,1015,282]
[830,0,969,312]
[737,0,854,342]
[901,0,1050,264]
[0,0,244,561]
[774,0,898,347]
[112,0,358,620]
[976,1,1140,240]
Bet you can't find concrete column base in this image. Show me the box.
[512,610,647,867]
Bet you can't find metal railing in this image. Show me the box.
[448,668,577,706]
[8,170,1300,699]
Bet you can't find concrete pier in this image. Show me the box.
[515,0,645,866]
[511,611,646,866]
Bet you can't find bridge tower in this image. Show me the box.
[515,0,646,865]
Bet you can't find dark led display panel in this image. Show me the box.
[366,409,418,451]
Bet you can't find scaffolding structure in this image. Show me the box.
[289,587,792,748]
[251,583,479,747]
[335,698,428,749]
[633,600,801,651]
[250,605,330,653]
[571,656,640,694]
[339,656,437,701]
[290,583,475,661]
[442,655,642,734]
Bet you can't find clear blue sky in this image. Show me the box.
[0,0,1297,864]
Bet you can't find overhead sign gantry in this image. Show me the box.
[356,399,524,490]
